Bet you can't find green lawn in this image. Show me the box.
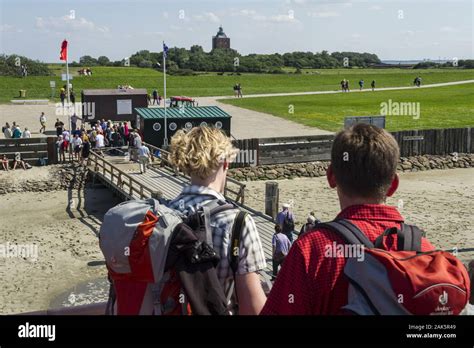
[221,83,474,131]
[0,66,473,103]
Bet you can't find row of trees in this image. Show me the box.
[69,47,382,73]
[414,60,474,69]
[123,47,383,73]
[0,54,50,76]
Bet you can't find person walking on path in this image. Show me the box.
[371,80,376,91]
[276,203,295,243]
[22,127,31,138]
[138,143,152,173]
[71,114,82,132]
[3,123,12,138]
[39,112,47,133]
[237,83,243,98]
[55,119,64,137]
[272,224,291,281]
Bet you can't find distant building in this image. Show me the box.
[212,26,230,49]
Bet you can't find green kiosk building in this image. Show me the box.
[134,106,232,147]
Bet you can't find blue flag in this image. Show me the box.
[163,42,169,58]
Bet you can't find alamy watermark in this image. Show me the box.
[0,242,38,260]
[55,102,95,119]
[324,242,365,262]
[234,149,258,167]
[380,99,420,120]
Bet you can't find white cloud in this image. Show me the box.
[162,12,169,19]
[35,15,109,34]
[308,11,340,18]
[351,33,361,38]
[193,12,220,24]
[0,24,23,33]
[440,26,458,33]
[238,9,299,23]
[401,30,415,36]
[369,5,382,11]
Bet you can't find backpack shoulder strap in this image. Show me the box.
[374,223,424,252]
[201,199,235,247]
[229,211,247,276]
[317,219,374,248]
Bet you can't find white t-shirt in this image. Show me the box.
[138,146,150,157]
[40,115,46,123]
[96,134,105,148]
[72,137,82,147]
[22,130,31,138]
[62,131,70,142]
[134,135,142,148]
[3,128,12,138]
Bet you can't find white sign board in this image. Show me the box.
[61,74,73,81]
[117,99,132,115]
[50,81,56,88]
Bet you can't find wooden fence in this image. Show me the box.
[0,137,56,165]
[231,127,473,166]
[391,127,474,157]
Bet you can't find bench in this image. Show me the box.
[10,99,49,105]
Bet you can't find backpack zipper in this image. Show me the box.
[413,283,466,299]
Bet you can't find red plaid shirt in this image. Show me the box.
[260,204,435,315]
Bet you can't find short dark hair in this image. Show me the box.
[331,123,400,200]
[274,224,282,233]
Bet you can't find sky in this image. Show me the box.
[0,0,472,62]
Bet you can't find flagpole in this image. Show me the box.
[163,41,168,147]
[66,43,72,133]
[65,42,72,161]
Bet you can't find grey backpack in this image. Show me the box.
[99,198,246,315]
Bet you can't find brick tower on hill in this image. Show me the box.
[212,26,230,49]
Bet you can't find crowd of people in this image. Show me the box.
[2,122,31,139]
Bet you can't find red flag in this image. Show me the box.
[60,40,68,61]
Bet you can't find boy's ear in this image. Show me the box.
[326,164,337,188]
[223,160,229,171]
[386,173,399,197]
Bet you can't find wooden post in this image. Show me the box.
[46,137,58,164]
[265,181,279,220]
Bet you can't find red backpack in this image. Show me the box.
[318,219,471,315]
[99,198,246,315]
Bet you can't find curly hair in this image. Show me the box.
[169,126,238,179]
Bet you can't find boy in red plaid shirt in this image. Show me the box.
[261,123,435,315]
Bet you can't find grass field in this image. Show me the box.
[221,83,474,131]
[0,66,473,103]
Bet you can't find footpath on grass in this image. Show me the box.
[1,80,473,140]
[196,79,474,139]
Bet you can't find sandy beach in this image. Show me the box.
[242,168,474,262]
[0,166,121,314]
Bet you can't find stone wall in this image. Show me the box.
[228,154,474,181]
[0,164,90,195]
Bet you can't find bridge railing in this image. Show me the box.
[88,150,159,200]
[143,142,246,205]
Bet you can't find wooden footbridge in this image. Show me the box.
[87,143,281,281]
